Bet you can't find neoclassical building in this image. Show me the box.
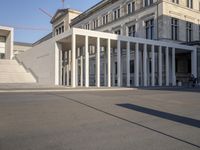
[17,0,200,87]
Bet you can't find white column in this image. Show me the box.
[96,37,100,87]
[75,58,78,86]
[66,65,69,86]
[66,50,69,86]
[126,42,130,87]
[191,49,197,78]
[104,47,107,86]
[158,46,162,86]
[71,34,76,87]
[117,40,121,87]
[151,45,155,86]
[107,39,111,87]
[172,48,176,86]
[143,44,147,86]
[134,43,139,87]
[165,47,169,86]
[63,66,66,85]
[59,48,63,85]
[112,49,115,86]
[80,54,83,87]
[85,36,89,87]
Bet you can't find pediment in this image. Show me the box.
[51,9,68,24]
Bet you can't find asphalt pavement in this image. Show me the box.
[0,89,200,150]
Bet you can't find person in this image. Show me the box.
[190,74,197,88]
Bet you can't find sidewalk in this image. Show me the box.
[0,83,135,93]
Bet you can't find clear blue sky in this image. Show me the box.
[0,0,100,43]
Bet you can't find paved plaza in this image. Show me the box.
[0,88,200,150]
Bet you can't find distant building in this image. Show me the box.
[14,42,32,56]
[0,26,14,59]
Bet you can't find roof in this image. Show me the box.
[14,42,33,47]
[71,0,117,26]
[33,32,53,46]
[50,8,81,24]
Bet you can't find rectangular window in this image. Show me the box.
[113,8,120,20]
[0,36,6,42]
[117,9,120,18]
[85,23,90,30]
[127,2,136,14]
[93,19,98,29]
[145,0,153,7]
[54,22,64,35]
[187,0,193,8]
[128,25,136,37]
[130,60,134,73]
[172,0,179,4]
[171,18,179,40]
[186,22,193,42]
[145,19,154,39]
[132,2,136,12]
[127,3,132,14]
[102,14,108,25]
[115,30,121,35]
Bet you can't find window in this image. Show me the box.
[172,0,179,4]
[145,19,154,39]
[186,22,193,42]
[144,0,153,7]
[114,30,121,35]
[55,23,64,35]
[93,19,98,29]
[128,25,136,37]
[127,3,132,14]
[0,36,6,42]
[102,14,109,25]
[171,18,179,40]
[187,0,193,8]
[85,23,90,30]
[113,8,120,20]
[132,2,136,12]
[130,60,134,73]
[127,2,136,14]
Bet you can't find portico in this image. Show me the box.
[55,28,197,88]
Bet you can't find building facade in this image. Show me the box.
[17,0,199,87]
[0,26,14,59]
[70,0,200,84]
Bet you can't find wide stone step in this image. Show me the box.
[0,60,18,65]
[0,59,36,83]
[0,65,27,73]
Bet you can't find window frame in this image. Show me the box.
[145,19,154,40]
[171,18,179,41]
[186,21,193,42]
[128,25,136,37]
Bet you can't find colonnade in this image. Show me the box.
[56,29,197,88]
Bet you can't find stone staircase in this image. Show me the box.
[0,59,36,83]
